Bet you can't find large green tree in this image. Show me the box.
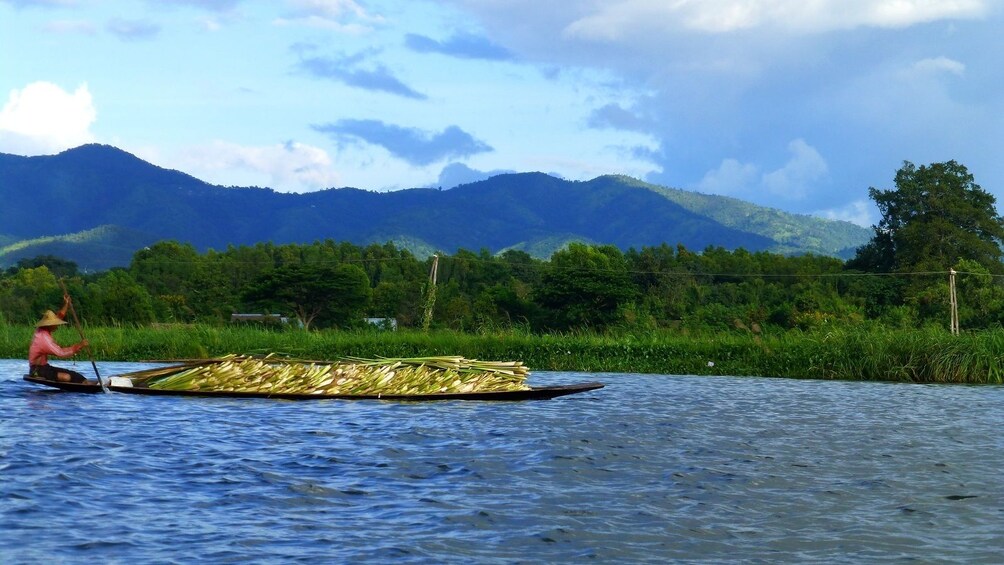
[0,266,61,324]
[850,161,1004,274]
[535,243,637,330]
[88,270,156,324]
[243,263,371,330]
[130,241,206,321]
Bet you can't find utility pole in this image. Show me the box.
[422,254,439,332]
[949,268,959,335]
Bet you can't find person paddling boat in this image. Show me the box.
[28,295,93,384]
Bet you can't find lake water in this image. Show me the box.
[2,359,1003,563]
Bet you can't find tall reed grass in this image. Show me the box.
[3,323,1003,384]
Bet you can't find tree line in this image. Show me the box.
[3,160,1003,333]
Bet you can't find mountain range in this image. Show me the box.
[0,144,871,271]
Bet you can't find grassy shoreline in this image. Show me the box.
[4,324,1004,384]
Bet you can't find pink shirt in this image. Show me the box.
[29,329,79,366]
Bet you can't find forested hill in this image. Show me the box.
[0,144,870,270]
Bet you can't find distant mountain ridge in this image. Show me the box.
[0,225,160,272]
[607,175,869,258]
[0,144,870,270]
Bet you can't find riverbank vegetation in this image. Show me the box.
[4,161,1004,384]
[3,324,1004,384]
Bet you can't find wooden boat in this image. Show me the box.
[23,374,603,401]
[23,375,104,394]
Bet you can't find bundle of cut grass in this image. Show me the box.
[132,354,531,395]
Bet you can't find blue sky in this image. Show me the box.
[2,0,1002,227]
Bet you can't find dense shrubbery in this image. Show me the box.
[3,324,1003,383]
[0,238,999,334]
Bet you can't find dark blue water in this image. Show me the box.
[3,359,1004,563]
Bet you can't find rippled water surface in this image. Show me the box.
[3,359,1004,563]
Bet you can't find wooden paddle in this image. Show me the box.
[59,279,105,391]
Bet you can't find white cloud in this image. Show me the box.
[697,157,759,196]
[0,81,96,155]
[761,138,828,198]
[273,0,383,32]
[285,0,369,19]
[696,138,828,200]
[816,199,875,227]
[175,140,341,192]
[911,56,966,76]
[862,0,985,28]
[561,0,987,38]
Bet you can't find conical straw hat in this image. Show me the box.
[36,310,68,328]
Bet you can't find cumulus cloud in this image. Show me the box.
[435,162,515,189]
[313,119,493,166]
[697,139,828,200]
[405,32,513,61]
[761,139,828,198]
[561,0,987,38]
[816,199,875,227]
[0,81,96,155]
[297,51,426,99]
[176,140,341,192]
[445,0,996,213]
[274,0,383,33]
[696,158,759,196]
[911,56,966,76]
